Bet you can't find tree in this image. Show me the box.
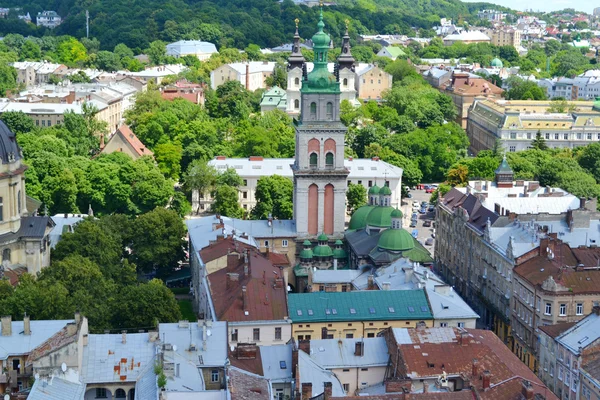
[251,175,293,220]
[56,37,88,66]
[578,143,600,182]
[148,40,167,65]
[131,208,186,276]
[531,130,549,151]
[154,142,182,180]
[0,62,17,97]
[445,163,469,185]
[114,43,135,60]
[346,183,367,215]
[265,62,287,89]
[20,40,41,60]
[505,77,546,100]
[183,160,217,198]
[95,50,123,72]
[211,185,243,218]
[0,111,34,134]
[216,167,243,187]
[547,98,576,113]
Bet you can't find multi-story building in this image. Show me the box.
[485,28,521,50]
[210,62,277,91]
[466,98,600,154]
[443,31,491,46]
[537,78,577,100]
[36,11,61,28]
[477,9,507,21]
[11,61,68,86]
[512,242,600,373]
[288,290,434,340]
[166,40,217,61]
[435,158,586,346]
[201,156,403,213]
[573,70,600,100]
[355,64,393,101]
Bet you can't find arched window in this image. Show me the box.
[309,153,318,168]
[115,389,126,399]
[326,102,333,120]
[2,248,10,262]
[295,77,299,86]
[325,152,334,167]
[343,78,348,87]
[310,102,317,119]
[294,99,300,109]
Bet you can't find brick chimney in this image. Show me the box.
[522,380,534,400]
[242,286,248,312]
[367,275,375,290]
[1,316,11,336]
[324,382,332,400]
[302,383,313,399]
[226,273,239,289]
[482,370,491,390]
[122,330,127,344]
[23,314,31,336]
[292,344,299,382]
[299,340,310,354]
[593,305,600,316]
[355,341,364,356]
[472,359,478,378]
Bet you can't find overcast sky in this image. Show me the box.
[461,0,594,14]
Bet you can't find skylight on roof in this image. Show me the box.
[325,309,331,315]
[421,306,428,312]
[308,309,314,316]
[408,306,415,313]
[350,308,356,314]
[388,307,395,313]
[332,308,338,315]
[297,310,302,316]
[280,361,287,369]
[369,307,376,314]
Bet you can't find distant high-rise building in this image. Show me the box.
[594,7,600,16]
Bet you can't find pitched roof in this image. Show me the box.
[106,125,153,157]
[288,290,432,323]
[538,322,576,339]
[1,319,73,361]
[308,337,389,368]
[166,41,218,56]
[383,46,406,57]
[208,250,289,322]
[199,237,256,264]
[228,366,271,400]
[28,376,85,400]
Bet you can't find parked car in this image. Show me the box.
[412,229,418,238]
[421,201,428,207]
[412,201,420,208]
[428,205,435,212]
[406,193,413,198]
[419,208,427,214]
[423,220,432,227]
[410,220,417,228]
[425,187,435,193]
[425,238,434,246]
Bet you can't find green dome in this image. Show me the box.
[348,205,375,230]
[368,185,380,195]
[391,208,403,218]
[491,58,503,68]
[379,185,392,196]
[333,247,347,259]
[311,12,331,48]
[334,240,343,245]
[377,228,415,252]
[366,206,394,228]
[303,240,312,246]
[300,248,314,259]
[313,244,333,257]
[317,233,329,242]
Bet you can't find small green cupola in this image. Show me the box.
[391,208,402,229]
[379,184,392,207]
[302,4,340,93]
[369,184,380,205]
[491,58,503,68]
[332,239,347,259]
[299,239,314,260]
[313,233,333,257]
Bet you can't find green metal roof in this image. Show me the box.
[490,58,503,68]
[495,157,513,174]
[368,185,380,195]
[334,240,343,245]
[402,240,434,263]
[303,240,312,246]
[300,248,314,259]
[333,248,347,259]
[348,205,375,230]
[366,206,394,228]
[317,233,329,241]
[302,7,339,94]
[377,228,414,252]
[313,244,333,257]
[379,185,392,196]
[288,290,433,323]
[385,46,406,58]
[391,208,403,218]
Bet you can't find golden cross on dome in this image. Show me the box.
[295,18,299,28]
[319,0,324,7]
[345,19,349,29]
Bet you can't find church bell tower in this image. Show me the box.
[292,5,349,239]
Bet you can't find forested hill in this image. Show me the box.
[0,0,508,51]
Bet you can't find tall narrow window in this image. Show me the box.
[2,249,10,263]
[0,197,4,222]
[325,152,334,167]
[343,78,348,87]
[253,328,260,341]
[310,153,318,168]
[295,77,299,86]
[17,190,21,215]
[294,99,299,109]
[326,102,333,120]
[310,102,317,119]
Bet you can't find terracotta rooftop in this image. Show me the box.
[538,322,576,339]
[228,366,270,400]
[199,237,255,264]
[388,327,557,400]
[27,318,82,364]
[207,249,288,322]
[229,344,264,376]
[514,245,600,294]
[441,188,499,232]
[2,266,27,286]
[332,393,474,400]
[160,91,202,104]
[107,125,153,157]
[267,252,290,268]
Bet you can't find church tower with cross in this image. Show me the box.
[292,5,349,239]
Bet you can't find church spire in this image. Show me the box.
[288,18,305,71]
[337,19,355,71]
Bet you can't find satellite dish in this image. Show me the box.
[61,362,67,372]
[5,394,10,400]
[207,329,212,337]
[230,345,235,352]
[34,373,40,381]
[172,345,178,352]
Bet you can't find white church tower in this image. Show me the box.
[286,18,305,116]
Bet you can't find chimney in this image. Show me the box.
[594,305,600,316]
[23,314,31,336]
[324,382,332,400]
[355,341,364,356]
[472,359,478,378]
[227,252,239,270]
[122,330,127,344]
[242,286,248,311]
[100,133,105,149]
[580,197,586,209]
[302,383,313,399]
[268,213,273,227]
[482,370,491,390]
[75,311,81,325]
[367,275,375,290]
[522,380,534,400]
[292,344,299,382]
[66,322,77,336]
[245,63,250,90]
[299,340,310,354]
[1,316,11,336]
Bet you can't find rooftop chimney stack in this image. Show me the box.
[23,314,31,336]
[1,316,11,336]
[324,382,332,400]
[522,380,534,400]
[472,359,478,378]
[301,383,313,400]
[242,286,248,311]
[482,370,491,390]
[122,330,127,344]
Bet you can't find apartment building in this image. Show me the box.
[11,61,68,87]
[478,9,507,21]
[210,62,276,91]
[166,40,217,61]
[466,98,600,154]
[201,156,403,213]
[36,11,61,28]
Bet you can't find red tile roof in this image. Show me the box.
[3,266,27,286]
[160,91,202,104]
[229,345,264,376]
[107,125,153,158]
[208,249,288,322]
[389,327,557,400]
[199,237,255,264]
[538,322,576,339]
[332,393,474,400]
[228,366,270,400]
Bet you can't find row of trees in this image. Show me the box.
[0,211,185,331]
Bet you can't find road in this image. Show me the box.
[400,188,436,254]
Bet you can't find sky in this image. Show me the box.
[461,0,594,14]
